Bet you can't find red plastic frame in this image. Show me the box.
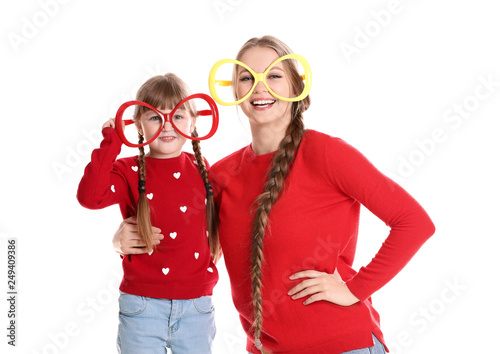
[115,93,219,147]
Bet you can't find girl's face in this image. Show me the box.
[138,107,196,159]
[236,46,294,129]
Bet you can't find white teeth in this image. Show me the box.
[253,100,275,105]
[252,100,276,107]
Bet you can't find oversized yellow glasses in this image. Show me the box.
[208,53,312,106]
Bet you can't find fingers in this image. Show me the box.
[289,270,321,280]
[152,227,164,242]
[302,292,326,305]
[125,247,148,255]
[122,217,162,237]
[121,218,139,235]
[287,269,356,306]
[287,278,320,297]
[123,216,138,225]
[102,118,116,130]
[119,237,148,255]
[290,283,325,300]
[114,216,164,256]
[121,236,162,254]
[123,238,147,247]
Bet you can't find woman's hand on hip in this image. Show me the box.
[113,216,163,255]
[287,269,359,306]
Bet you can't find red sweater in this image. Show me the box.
[210,130,435,354]
[77,127,218,299]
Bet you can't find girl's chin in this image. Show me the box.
[148,150,182,159]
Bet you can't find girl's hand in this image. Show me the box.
[102,118,116,130]
[288,269,359,306]
[113,216,164,255]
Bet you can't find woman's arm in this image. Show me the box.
[289,137,435,305]
[327,138,435,301]
[112,216,163,255]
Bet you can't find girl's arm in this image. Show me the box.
[77,120,129,210]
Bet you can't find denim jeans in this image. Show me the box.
[117,292,215,354]
[247,333,385,354]
[341,334,386,354]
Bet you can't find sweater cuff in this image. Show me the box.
[101,126,123,152]
[344,272,372,303]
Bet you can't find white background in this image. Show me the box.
[1,0,499,353]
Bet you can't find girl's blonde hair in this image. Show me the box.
[134,73,221,261]
[236,36,311,351]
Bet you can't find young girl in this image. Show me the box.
[77,73,220,354]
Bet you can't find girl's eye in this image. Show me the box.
[173,114,183,120]
[150,115,162,121]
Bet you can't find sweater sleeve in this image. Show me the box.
[77,127,129,209]
[324,138,435,302]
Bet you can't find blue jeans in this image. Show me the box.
[247,334,385,354]
[341,334,386,354]
[117,292,215,354]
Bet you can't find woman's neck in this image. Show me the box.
[250,124,287,155]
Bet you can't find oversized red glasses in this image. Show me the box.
[115,93,219,147]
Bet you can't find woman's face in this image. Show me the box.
[236,46,294,129]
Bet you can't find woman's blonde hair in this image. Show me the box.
[235,36,311,351]
[133,73,221,261]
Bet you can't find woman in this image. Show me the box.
[114,36,435,354]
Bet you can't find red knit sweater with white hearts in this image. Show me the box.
[77,127,218,299]
[210,129,435,354]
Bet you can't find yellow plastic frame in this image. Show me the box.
[208,53,312,106]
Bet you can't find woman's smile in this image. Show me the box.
[250,98,277,110]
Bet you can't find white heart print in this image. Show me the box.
[180,206,187,213]
[194,252,199,259]
[148,249,154,256]
[131,166,138,172]
[207,267,213,273]
[147,193,153,200]
[173,172,181,179]
[170,232,177,239]
[162,268,170,275]
[110,185,115,193]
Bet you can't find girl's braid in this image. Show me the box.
[191,128,221,262]
[136,133,155,250]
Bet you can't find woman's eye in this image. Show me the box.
[268,74,283,80]
[239,75,253,82]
